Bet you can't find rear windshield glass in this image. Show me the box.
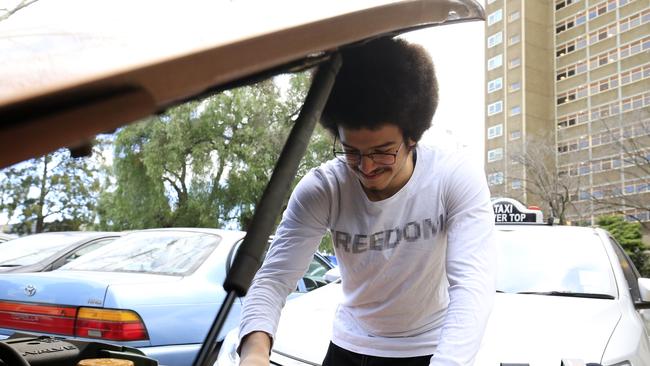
[496,229,617,298]
[60,231,221,275]
[0,233,90,266]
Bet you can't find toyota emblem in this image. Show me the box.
[24,285,36,297]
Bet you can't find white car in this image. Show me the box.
[217,200,650,366]
[0,233,16,243]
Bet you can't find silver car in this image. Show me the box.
[217,214,650,365]
[0,231,120,273]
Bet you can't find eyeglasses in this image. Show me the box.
[333,136,405,166]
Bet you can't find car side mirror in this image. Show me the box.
[559,360,603,366]
[638,278,650,301]
[324,267,340,283]
[635,278,650,310]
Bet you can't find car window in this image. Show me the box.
[60,237,118,267]
[496,229,617,297]
[306,256,331,281]
[298,256,332,292]
[0,233,85,266]
[608,235,642,302]
[60,231,221,276]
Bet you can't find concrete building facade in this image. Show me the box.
[484,0,650,226]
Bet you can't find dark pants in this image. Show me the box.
[322,342,432,366]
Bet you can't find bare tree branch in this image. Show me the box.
[588,108,649,224]
[0,0,39,22]
[507,133,583,225]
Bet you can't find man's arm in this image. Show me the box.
[238,169,331,362]
[239,331,272,365]
[430,154,497,366]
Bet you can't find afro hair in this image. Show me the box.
[321,37,438,142]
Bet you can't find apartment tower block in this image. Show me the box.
[484,0,649,225]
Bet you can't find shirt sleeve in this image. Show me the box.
[239,168,331,344]
[429,155,497,366]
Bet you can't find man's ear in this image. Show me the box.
[407,138,417,149]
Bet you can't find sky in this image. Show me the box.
[405,19,486,165]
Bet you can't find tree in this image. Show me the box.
[597,215,648,276]
[98,72,333,233]
[0,148,101,234]
[588,108,650,227]
[508,133,583,225]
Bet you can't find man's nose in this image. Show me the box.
[358,155,375,173]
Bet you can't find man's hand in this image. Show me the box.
[239,331,272,366]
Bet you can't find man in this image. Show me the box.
[239,37,496,366]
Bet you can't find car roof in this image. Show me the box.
[123,227,246,242]
[11,231,120,240]
[495,224,605,238]
[0,0,483,169]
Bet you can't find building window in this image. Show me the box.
[555,0,580,11]
[510,130,521,140]
[512,179,522,190]
[556,61,588,81]
[621,65,650,85]
[487,77,503,93]
[509,57,521,69]
[509,81,521,92]
[556,11,587,34]
[509,10,520,22]
[510,105,521,116]
[589,75,619,95]
[620,9,650,33]
[509,34,521,46]
[557,84,588,105]
[556,36,587,58]
[488,148,504,162]
[487,124,503,139]
[588,0,617,21]
[589,49,618,70]
[487,54,503,70]
[487,32,503,48]
[487,100,503,116]
[619,37,650,60]
[488,9,503,26]
[488,171,504,186]
[589,24,617,46]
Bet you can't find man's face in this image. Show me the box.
[337,124,414,200]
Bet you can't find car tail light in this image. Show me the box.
[0,301,148,342]
[0,301,76,336]
[75,308,148,341]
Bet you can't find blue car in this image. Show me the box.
[0,228,336,366]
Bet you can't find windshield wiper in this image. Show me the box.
[0,264,21,267]
[516,291,615,299]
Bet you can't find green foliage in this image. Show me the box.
[98,71,333,232]
[318,232,334,255]
[0,149,100,234]
[596,215,648,276]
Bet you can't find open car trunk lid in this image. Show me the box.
[0,0,483,169]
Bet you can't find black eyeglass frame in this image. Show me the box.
[332,136,407,166]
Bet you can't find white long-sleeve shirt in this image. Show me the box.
[240,144,496,365]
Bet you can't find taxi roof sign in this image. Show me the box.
[492,198,544,224]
